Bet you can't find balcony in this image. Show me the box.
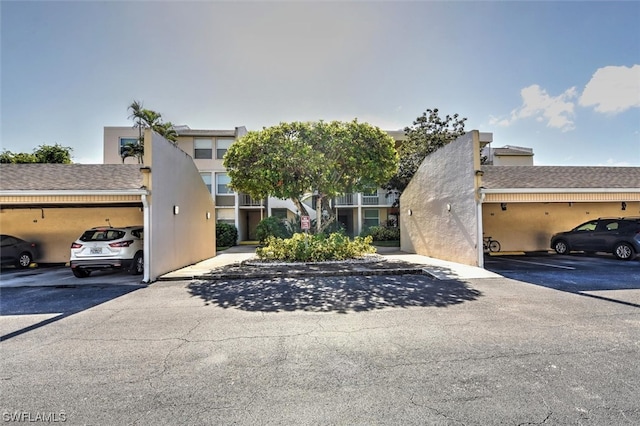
[335,192,400,207]
[239,193,264,207]
[335,193,355,206]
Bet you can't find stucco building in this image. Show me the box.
[400,131,640,267]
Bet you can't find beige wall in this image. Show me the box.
[483,201,640,252]
[103,127,140,164]
[400,131,482,265]
[0,207,142,263]
[493,156,533,166]
[144,131,216,281]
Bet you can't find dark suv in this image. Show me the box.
[551,217,640,260]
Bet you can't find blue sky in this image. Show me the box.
[2,1,639,166]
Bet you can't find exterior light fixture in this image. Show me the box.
[446,203,451,212]
[501,203,507,211]
[407,209,412,216]
[206,212,211,220]
[621,202,627,211]
[173,205,180,215]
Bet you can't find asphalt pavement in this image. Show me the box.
[1,248,639,425]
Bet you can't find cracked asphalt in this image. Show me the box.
[1,272,639,425]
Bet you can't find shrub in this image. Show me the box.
[360,225,400,242]
[255,216,290,244]
[216,222,238,248]
[256,232,375,262]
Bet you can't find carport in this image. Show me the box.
[480,166,640,253]
[0,163,148,269]
[1,130,217,282]
[400,130,640,268]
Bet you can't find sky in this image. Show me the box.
[1,0,639,166]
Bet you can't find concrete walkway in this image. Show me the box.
[158,245,500,281]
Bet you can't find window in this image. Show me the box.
[363,209,379,229]
[271,209,288,220]
[216,138,233,159]
[216,173,233,194]
[575,221,597,232]
[200,172,212,194]
[119,137,138,156]
[194,138,213,159]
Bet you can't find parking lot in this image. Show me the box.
[0,265,145,288]
[485,253,640,307]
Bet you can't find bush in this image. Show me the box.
[360,225,400,242]
[216,223,238,248]
[256,232,375,262]
[255,216,290,244]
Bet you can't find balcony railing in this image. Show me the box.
[335,192,399,207]
[239,194,264,207]
[335,193,355,206]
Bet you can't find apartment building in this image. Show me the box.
[103,126,404,242]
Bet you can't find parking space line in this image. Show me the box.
[501,258,576,270]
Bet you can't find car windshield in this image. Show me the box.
[79,229,126,242]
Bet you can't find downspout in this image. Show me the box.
[142,194,151,283]
[476,190,485,268]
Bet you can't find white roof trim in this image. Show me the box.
[479,188,640,194]
[0,189,149,197]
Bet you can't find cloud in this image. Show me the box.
[579,65,640,113]
[490,85,578,132]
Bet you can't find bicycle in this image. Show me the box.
[483,236,501,253]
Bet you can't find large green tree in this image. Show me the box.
[0,143,73,163]
[123,100,178,163]
[384,108,467,198]
[224,120,399,232]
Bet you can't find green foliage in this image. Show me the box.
[0,144,73,164]
[216,223,238,248]
[124,100,178,163]
[385,108,466,197]
[256,232,376,262]
[224,119,399,231]
[255,216,290,243]
[360,226,400,242]
[34,143,73,163]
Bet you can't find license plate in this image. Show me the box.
[90,247,102,254]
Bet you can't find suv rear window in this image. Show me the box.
[79,229,126,242]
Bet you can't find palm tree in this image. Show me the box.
[123,100,178,163]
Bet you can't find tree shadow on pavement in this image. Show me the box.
[0,285,144,341]
[187,274,482,313]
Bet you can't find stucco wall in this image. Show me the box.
[400,131,481,266]
[145,131,216,281]
[103,127,140,164]
[0,207,142,263]
[483,201,640,252]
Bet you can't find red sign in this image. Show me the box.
[301,215,311,230]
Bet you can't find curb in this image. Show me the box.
[156,267,428,282]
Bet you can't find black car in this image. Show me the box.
[550,217,640,260]
[0,234,38,268]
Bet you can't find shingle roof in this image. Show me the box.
[0,164,144,191]
[481,165,640,189]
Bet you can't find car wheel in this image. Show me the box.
[613,242,634,260]
[16,252,32,268]
[130,252,144,275]
[553,240,569,255]
[72,268,91,278]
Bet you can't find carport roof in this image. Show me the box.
[481,165,640,189]
[0,164,144,191]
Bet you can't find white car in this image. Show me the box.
[70,226,144,278]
